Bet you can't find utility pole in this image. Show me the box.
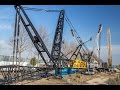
[107,28,112,69]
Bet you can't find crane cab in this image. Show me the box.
[70,59,87,69]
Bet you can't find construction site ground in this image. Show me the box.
[0,72,118,85]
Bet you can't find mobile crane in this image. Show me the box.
[64,15,92,69]
[14,5,70,78]
[0,5,106,84]
[64,17,103,70]
[68,24,103,70]
[87,24,103,70]
[69,32,91,69]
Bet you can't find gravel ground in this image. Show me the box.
[12,73,98,85]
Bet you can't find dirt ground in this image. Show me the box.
[11,72,119,85]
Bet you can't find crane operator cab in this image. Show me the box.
[70,59,87,69]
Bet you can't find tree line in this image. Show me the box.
[8,25,77,66]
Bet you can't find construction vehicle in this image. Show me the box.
[80,24,103,74]
[65,16,106,72]
[96,28,112,72]
[12,5,88,79]
[89,27,113,72]
[14,6,76,77]
[1,5,114,84]
[0,5,62,84]
[63,15,94,70]
[51,10,91,74]
[66,32,91,69]
[69,24,103,71]
[88,24,103,67]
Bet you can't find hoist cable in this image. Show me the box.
[16,8,20,65]
[23,6,60,12]
[65,14,88,54]
[67,15,90,53]
[13,11,18,65]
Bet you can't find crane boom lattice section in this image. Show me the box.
[51,10,65,67]
[14,5,55,67]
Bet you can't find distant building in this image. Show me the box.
[0,55,29,66]
[0,55,46,67]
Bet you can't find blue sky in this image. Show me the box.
[0,5,120,65]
